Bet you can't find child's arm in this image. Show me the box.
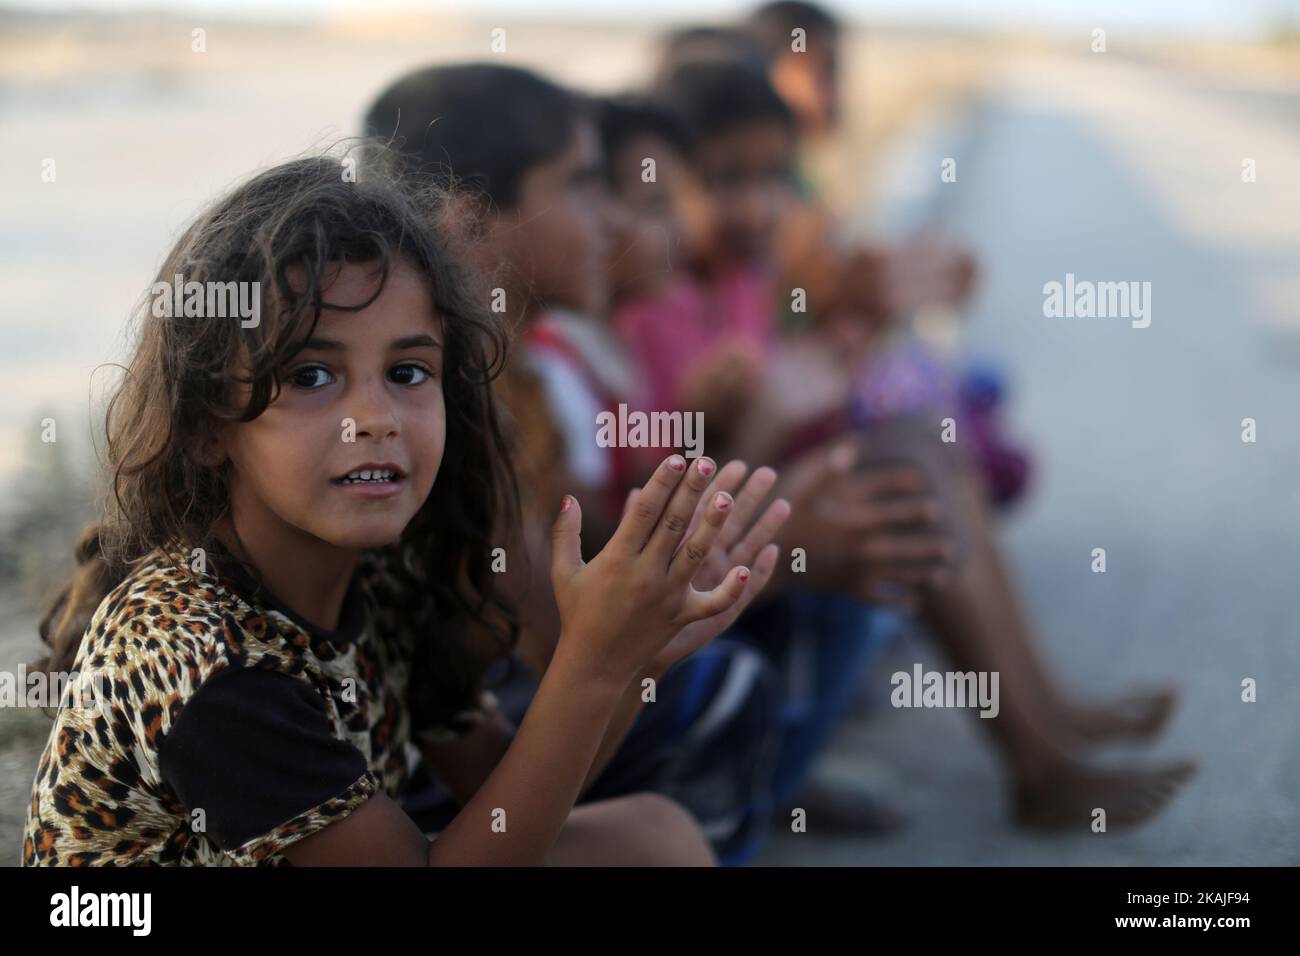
[282,454,753,865]
[417,462,790,806]
[281,647,626,865]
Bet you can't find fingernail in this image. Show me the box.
[697,457,715,477]
[715,492,732,511]
[560,495,571,513]
[738,566,750,582]
[668,455,686,471]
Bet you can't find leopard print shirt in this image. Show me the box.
[21,551,493,866]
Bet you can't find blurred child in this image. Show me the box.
[364,64,793,863]
[604,89,939,831]
[23,149,776,866]
[743,1,1030,506]
[632,57,1195,830]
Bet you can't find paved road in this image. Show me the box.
[759,54,1300,865]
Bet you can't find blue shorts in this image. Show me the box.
[728,592,903,809]
[401,637,783,866]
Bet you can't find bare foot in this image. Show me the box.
[1056,686,1180,748]
[1014,759,1196,831]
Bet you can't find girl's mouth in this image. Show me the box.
[334,468,400,485]
[331,464,406,497]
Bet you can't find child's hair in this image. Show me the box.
[37,147,520,729]
[363,63,588,210]
[654,25,770,84]
[363,64,592,525]
[745,1,842,57]
[653,60,795,154]
[595,94,689,188]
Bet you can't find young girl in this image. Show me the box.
[21,149,784,866]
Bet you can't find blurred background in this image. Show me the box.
[2,0,1299,865]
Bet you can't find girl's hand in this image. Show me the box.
[549,454,752,688]
[622,461,791,673]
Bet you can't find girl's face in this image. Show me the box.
[608,133,685,303]
[680,120,797,271]
[220,259,446,554]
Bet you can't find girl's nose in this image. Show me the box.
[351,378,400,439]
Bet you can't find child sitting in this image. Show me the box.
[23,148,775,866]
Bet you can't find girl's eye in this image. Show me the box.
[389,362,436,386]
[287,365,334,389]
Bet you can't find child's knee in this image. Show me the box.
[627,793,717,867]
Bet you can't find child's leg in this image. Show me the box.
[971,486,1177,746]
[576,639,782,866]
[909,441,1194,828]
[918,445,1177,743]
[545,794,716,866]
[403,640,783,864]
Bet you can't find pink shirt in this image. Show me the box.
[613,267,777,412]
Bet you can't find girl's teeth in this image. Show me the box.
[339,469,396,484]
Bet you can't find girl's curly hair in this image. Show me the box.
[35,145,520,730]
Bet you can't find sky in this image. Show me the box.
[5,0,1300,39]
